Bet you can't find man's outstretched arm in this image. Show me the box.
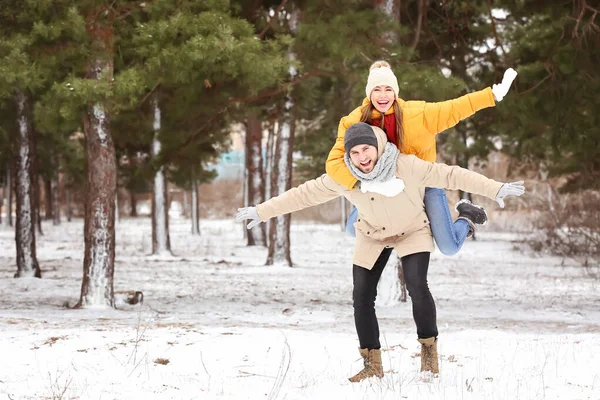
[236,175,343,228]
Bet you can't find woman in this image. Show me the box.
[236,123,524,380]
[326,61,518,254]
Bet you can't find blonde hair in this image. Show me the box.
[369,60,392,70]
[359,101,404,152]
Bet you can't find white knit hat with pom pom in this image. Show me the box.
[365,61,399,99]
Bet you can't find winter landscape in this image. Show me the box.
[1,213,599,400]
[2,1,599,400]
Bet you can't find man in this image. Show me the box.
[236,122,524,380]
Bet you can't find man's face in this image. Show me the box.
[349,144,378,173]
[370,85,396,113]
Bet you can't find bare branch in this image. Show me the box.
[258,0,290,39]
[485,0,508,57]
[410,0,426,52]
[137,79,162,107]
[519,72,553,96]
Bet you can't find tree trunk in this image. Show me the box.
[151,97,172,255]
[456,125,475,240]
[129,191,138,217]
[66,186,72,222]
[14,90,41,278]
[182,190,188,218]
[374,0,401,43]
[191,178,200,235]
[0,175,4,225]
[266,11,299,267]
[75,21,117,308]
[264,117,276,245]
[6,164,13,226]
[34,176,43,235]
[396,255,407,302]
[115,193,119,223]
[52,176,60,225]
[52,158,60,225]
[244,115,266,246]
[242,159,248,240]
[266,108,294,266]
[44,176,53,220]
[376,253,407,305]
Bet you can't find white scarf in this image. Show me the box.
[344,143,405,197]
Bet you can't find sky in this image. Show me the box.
[0,214,599,400]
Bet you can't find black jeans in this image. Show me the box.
[352,249,438,349]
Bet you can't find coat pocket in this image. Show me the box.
[354,218,380,237]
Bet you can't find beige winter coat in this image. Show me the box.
[257,127,504,269]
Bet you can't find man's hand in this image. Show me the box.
[235,206,262,229]
[492,68,518,102]
[496,181,525,208]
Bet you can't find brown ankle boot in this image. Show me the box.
[418,337,439,374]
[348,348,384,382]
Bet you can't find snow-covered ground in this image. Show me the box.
[0,216,599,400]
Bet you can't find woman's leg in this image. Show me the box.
[424,188,470,256]
[352,248,393,349]
[346,207,358,237]
[401,252,438,339]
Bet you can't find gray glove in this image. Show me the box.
[235,206,262,229]
[496,181,525,208]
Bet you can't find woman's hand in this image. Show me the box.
[492,68,518,102]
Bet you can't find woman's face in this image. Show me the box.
[370,85,396,113]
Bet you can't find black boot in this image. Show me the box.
[455,199,487,238]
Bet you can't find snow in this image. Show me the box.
[0,216,599,399]
[379,0,395,15]
[92,103,108,147]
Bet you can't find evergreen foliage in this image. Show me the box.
[293,0,465,179]
[491,1,600,191]
[0,0,598,196]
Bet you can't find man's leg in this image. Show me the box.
[349,248,393,382]
[401,252,438,339]
[352,247,393,349]
[401,251,439,373]
[424,188,470,256]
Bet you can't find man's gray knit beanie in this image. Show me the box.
[344,122,378,153]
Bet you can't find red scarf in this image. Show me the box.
[371,113,397,147]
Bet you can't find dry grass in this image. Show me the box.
[526,184,600,271]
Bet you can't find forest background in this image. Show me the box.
[0,0,599,304]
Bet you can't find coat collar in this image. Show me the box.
[370,125,389,159]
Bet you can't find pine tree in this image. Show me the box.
[123,0,288,249]
[491,1,600,191]
[0,1,80,278]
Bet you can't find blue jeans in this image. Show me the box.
[345,188,470,255]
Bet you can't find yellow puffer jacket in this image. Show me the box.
[325,87,496,189]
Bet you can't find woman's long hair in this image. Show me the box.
[359,101,404,152]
